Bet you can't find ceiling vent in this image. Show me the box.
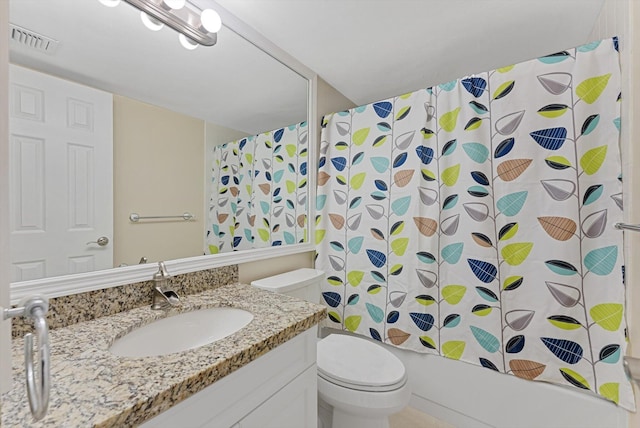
[9,23,59,55]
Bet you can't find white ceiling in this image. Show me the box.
[9,0,606,132]
[9,0,308,135]
[217,0,606,106]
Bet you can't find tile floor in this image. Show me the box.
[390,406,455,428]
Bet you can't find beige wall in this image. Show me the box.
[317,76,357,129]
[626,0,640,352]
[590,0,638,424]
[625,2,639,425]
[113,96,205,266]
[237,77,356,283]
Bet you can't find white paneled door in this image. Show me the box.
[9,65,113,282]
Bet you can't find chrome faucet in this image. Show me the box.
[151,261,180,310]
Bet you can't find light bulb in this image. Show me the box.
[162,0,186,10]
[179,33,198,50]
[140,12,164,31]
[98,0,121,7]
[200,9,222,33]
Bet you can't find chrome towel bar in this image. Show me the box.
[614,222,640,232]
[3,296,50,421]
[129,212,194,222]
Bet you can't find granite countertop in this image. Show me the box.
[1,283,326,427]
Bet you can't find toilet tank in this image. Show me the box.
[251,268,325,303]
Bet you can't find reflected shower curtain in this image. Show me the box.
[316,38,634,409]
[206,122,308,254]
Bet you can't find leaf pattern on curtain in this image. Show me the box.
[316,38,634,410]
[206,122,308,253]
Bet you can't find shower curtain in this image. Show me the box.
[316,37,634,409]
[206,122,308,254]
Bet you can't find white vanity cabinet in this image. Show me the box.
[141,328,317,428]
[236,365,316,428]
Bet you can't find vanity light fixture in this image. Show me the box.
[163,0,186,9]
[178,33,199,50]
[140,11,164,31]
[98,0,221,49]
[98,0,121,7]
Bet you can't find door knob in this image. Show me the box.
[87,236,109,246]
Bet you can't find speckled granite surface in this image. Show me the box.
[1,283,326,427]
[11,265,238,338]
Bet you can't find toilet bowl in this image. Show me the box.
[317,333,411,428]
[252,268,412,428]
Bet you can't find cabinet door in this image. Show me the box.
[238,366,317,428]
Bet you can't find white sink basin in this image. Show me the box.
[109,307,253,357]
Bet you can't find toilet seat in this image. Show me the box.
[317,334,407,392]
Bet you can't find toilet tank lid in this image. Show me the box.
[251,268,325,293]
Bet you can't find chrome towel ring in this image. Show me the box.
[3,295,50,421]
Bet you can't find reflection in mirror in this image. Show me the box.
[205,122,309,254]
[8,0,309,284]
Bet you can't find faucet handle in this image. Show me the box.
[154,261,171,281]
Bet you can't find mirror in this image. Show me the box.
[8,0,312,286]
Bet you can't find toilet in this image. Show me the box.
[251,268,411,428]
